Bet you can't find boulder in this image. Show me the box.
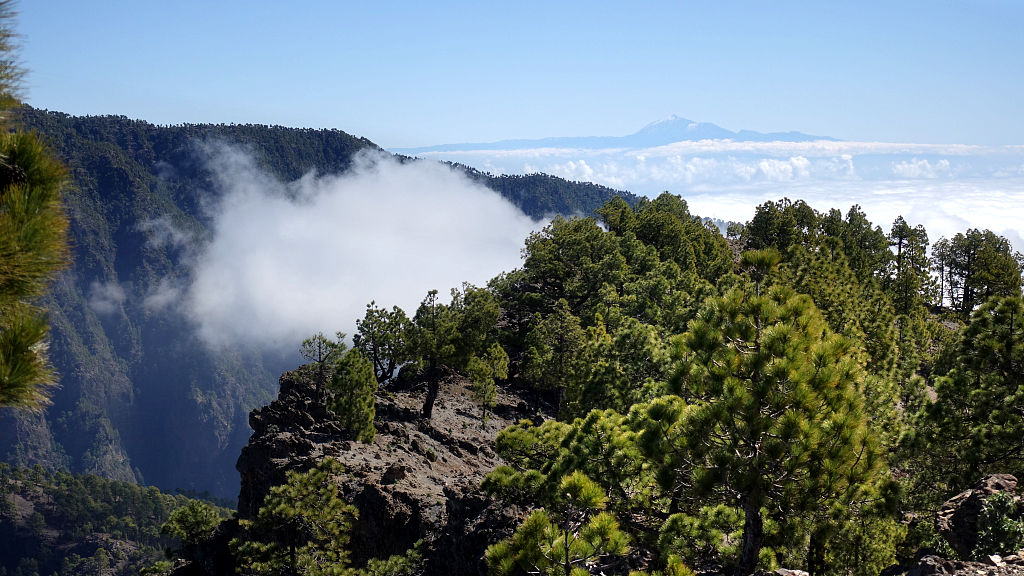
[936,474,1019,559]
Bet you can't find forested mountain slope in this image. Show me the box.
[160,193,1024,576]
[0,107,636,500]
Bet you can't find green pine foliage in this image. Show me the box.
[232,459,358,575]
[542,409,653,514]
[410,289,460,373]
[658,505,743,570]
[486,471,632,576]
[328,350,378,443]
[231,459,421,576]
[564,316,669,419]
[0,111,69,411]
[885,217,933,316]
[354,301,412,384]
[161,498,223,542]
[521,299,587,410]
[0,463,228,576]
[639,282,887,575]
[0,2,69,412]
[161,499,224,559]
[815,514,907,576]
[300,332,346,378]
[910,295,1024,491]
[467,342,509,423]
[931,230,1024,318]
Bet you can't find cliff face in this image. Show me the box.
[235,368,535,575]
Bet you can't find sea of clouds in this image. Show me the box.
[407,140,1024,253]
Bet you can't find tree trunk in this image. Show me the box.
[422,377,439,419]
[807,526,826,576]
[735,496,764,576]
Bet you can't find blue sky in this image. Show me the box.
[17,1,1024,148]
[19,1,1023,346]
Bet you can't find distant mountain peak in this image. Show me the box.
[631,116,735,142]
[391,117,837,155]
[640,114,691,128]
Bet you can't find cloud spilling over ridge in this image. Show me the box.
[182,146,538,350]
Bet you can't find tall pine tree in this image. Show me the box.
[639,258,885,576]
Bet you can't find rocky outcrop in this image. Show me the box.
[936,474,1020,559]
[881,475,1024,576]
[234,367,534,575]
[895,553,1024,576]
[235,370,347,520]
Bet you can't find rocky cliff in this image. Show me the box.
[233,367,538,575]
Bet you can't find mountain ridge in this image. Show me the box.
[391,115,838,154]
[0,106,639,500]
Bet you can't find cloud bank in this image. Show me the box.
[170,146,537,350]
[406,140,1024,252]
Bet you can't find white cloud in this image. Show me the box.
[88,280,126,315]
[407,140,994,163]
[137,216,194,251]
[757,156,811,181]
[182,146,538,350]
[398,139,1024,254]
[406,139,1024,191]
[892,158,952,179]
[144,278,184,313]
[683,179,1024,253]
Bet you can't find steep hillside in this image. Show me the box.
[231,367,535,575]
[0,464,231,576]
[0,107,637,499]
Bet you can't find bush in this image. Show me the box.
[974,492,1024,559]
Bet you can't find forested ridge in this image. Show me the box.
[131,192,1024,576]
[0,106,638,502]
[0,462,231,576]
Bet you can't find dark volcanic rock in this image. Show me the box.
[234,367,534,575]
[236,370,346,520]
[936,474,1019,559]
[893,554,1024,576]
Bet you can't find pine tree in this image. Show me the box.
[931,230,1023,318]
[521,299,587,412]
[410,285,503,419]
[467,342,509,424]
[565,315,668,418]
[885,217,932,317]
[354,301,411,384]
[913,295,1024,488]
[486,471,631,576]
[232,459,358,576]
[328,350,377,443]
[161,500,223,562]
[299,332,345,390]
[0,1,69,411]
[638,279,885,576]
